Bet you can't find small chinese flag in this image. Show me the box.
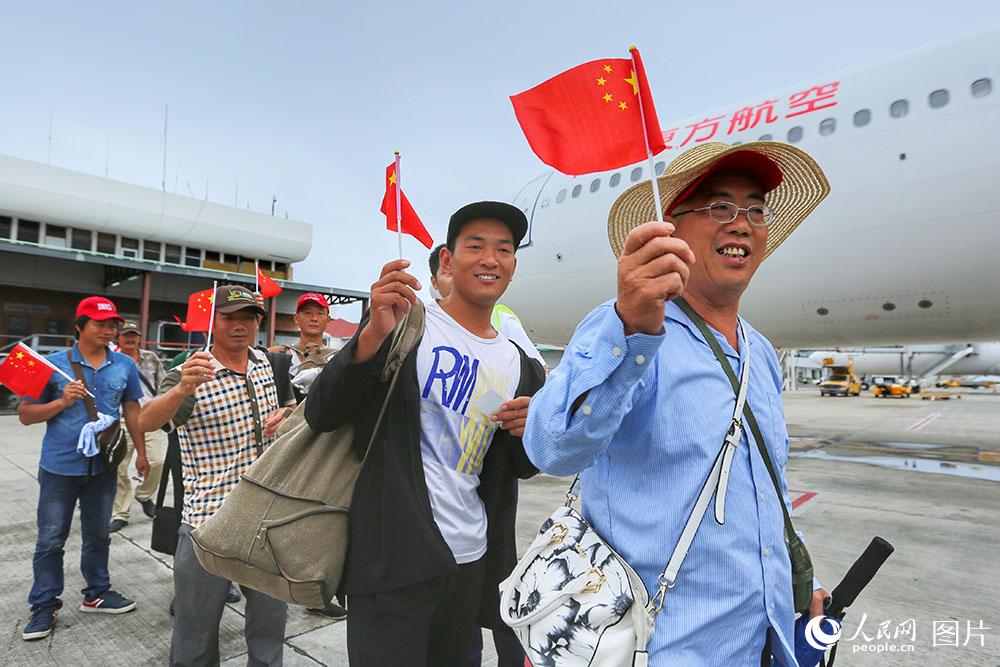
[380,163,433,249]
[0,343,55,399]
[257,266,283,299]
[510,47,665,175]
[174,288,214,332]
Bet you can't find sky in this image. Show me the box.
[3,1,999,318]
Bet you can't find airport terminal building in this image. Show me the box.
[0,152,367,356]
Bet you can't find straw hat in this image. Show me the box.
[607,141,830,259]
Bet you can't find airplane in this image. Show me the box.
[505,25,1000,349]
[805,342,1000,379]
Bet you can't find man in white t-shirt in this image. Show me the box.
[305,201,546,666]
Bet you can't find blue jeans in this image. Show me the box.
[28,468,117,610]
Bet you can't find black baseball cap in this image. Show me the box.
[446,201,528,249]
[118,320,141,335]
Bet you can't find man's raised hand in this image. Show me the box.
[355,259,422,363]
[615,221,695,336]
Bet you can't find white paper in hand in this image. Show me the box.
[471,389,507,418]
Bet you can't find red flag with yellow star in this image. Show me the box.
[380,163,433,249]
[0,343,55,399]
[173,288,214,332]
[510,47,665,175]
[256,266,283,299]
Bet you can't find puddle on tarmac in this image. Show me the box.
[883,442,948,450]
[790,450,1000,482]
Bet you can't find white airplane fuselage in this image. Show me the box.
[506,27,1000,349]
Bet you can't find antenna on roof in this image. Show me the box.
[161,104,169,192]
[271,195,277,216]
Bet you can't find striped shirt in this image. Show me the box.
[524,300,801,666]
[159,348,279,527]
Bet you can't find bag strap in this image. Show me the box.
[361,302,426,464]
[67,350,99,422]
[674,298,798,542]
[242,350,266,456]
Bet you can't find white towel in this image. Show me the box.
[78,412,116,457]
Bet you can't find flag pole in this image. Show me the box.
[22,345,96,398]
[205,280,219,351]
[629,45,664,223]
[254,259,260,293]
[394,150,403,259]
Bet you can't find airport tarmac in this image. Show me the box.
[0,388,997,666]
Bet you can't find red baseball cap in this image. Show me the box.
[296,293,329,312]
[668,151,784,213]
[76,296,124,322]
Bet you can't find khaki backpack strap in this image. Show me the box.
[362,303,426,464]
[67,350,99,422]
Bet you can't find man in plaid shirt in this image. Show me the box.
[140,284,294,666]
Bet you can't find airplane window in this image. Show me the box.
[654,161,665,175]
[556,189,567,203]
[853,109,871,127]
[928,89,949,108]
[630,167,643,182]
[971,78,992,97]
[759,134,773,141]
[819,118,836,136]
[571,184,582,198]
[590,178,601,193]
[609,173,622,188]
[890,99,909,118]
[787,126,803,143]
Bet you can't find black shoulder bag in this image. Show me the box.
[67,351,129,471]
[675,298,814,614]
[151,431,184,555]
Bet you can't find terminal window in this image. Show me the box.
[144,240,161,262]
[97,233,116,254]
[184,247,202,267]
[165,244,182,264]
[0,215,12,239]
[71,229,92,251]
[17,220,40,243]
[121,237,139,258]
[44,225,68,248]
[224,253,239,265]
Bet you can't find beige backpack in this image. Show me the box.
[189,304,424,608]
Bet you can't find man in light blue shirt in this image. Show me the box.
[523,142,831,665]
[18,296,146,641]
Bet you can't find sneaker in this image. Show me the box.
[306,600,347,620]
[109,519,128,533]
[138,499,156,519]
[226,583,242,604]
[80,590,137,614]
[22,607,57,641]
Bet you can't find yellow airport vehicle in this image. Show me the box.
[819,357,862,397]
[872,375,913,398]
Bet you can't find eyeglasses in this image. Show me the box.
[672,201,774,228]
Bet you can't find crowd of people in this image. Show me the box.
[15,139,832,666]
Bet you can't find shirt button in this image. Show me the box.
[763,547,771,557]
[635,354,646,365]
[758,491,766,502]
[582,405,592,416]
[612,346,622,357]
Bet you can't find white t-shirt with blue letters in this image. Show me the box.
[417,299,521,564]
